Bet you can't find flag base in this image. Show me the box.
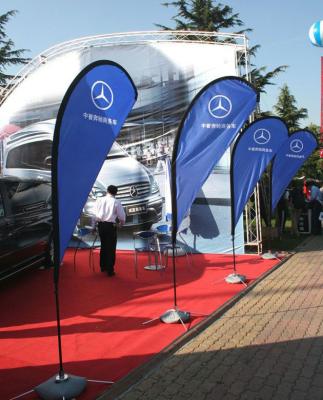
[144,264,165,271]
[159,308,190,324]
[225,273,246,284]
[142,308,207,331]
[34,373,86,400]
[164,247,186,257]
[261,251,279,260]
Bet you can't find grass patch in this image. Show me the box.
[262,232,306,252]
[245,217,309,254]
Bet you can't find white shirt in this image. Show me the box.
[94,194,126,224]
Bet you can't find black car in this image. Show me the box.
[0,176,53,281]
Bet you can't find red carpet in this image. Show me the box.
[0,249,278,399]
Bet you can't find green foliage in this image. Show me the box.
[157,0,246,32]
[298,123,322,181]
[0,10,29,85]
[274,84,308,131]
[157,0,287,95]
[249,65,288,94]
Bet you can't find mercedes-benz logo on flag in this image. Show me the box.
[253,128,271,145]
[91,81,114,110]
[290,139,303,153]
[208,95,232,119]
[129,186,138,197]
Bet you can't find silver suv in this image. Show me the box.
[3,120,162,229]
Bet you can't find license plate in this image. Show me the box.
[126,204,147,215]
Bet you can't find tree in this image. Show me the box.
[248,64,287,95]
[156,0,246,33]
[156,0,287,95]
[298,123,322,181]
[0,10,29,86]
[274,84,308,131]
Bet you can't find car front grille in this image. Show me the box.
[116,182,151,200]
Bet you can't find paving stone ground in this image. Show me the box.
[99,236,323,400]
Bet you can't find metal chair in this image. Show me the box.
[133,230,163,277]
[155,224,172,247]
[155,224,192,268]
[89,229,101,272]
[73,227,97,271]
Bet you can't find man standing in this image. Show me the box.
[289,182,305,237]
[93,185,126,276]
[306,180,322,235]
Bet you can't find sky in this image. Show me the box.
[1,0,322,126]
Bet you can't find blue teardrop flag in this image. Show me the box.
[171,76,258,241]
[271,130,318,212]
[52,61,137,270]
[231,117,289,233]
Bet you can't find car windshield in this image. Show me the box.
[106,143,128,160]
[5,135,127,170]
[6,140,52,170]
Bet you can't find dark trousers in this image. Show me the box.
[311,201,322,235]
[98,222,117,273]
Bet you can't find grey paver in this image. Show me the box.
[98,236,323,400]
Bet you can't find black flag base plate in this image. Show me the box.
[225,273,246,284]
[34,374,87,400]
[159,308,191,324]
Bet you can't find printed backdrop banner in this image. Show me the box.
[0,39,251,254]
[231,117,289,232]
[52,60,137,266]
[271,130,318,211]
[171,76,258,239]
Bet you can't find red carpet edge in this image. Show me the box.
[97,252,293,400]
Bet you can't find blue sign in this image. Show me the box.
[171,76,258,239]
[271,130,318,211]
[52,60,137,267]
[231,117,289,232]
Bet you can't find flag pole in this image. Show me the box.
[225,143,246,285]
[157,156,191,328]
[261,164,280,260]
[33,115,87,399]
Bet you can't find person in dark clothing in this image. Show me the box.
[306,180,322,235]
[275,190,289,237]
[93,185,126,276]
[289,183,306,237]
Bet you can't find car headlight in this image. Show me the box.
[150,178,159,194]
[89,188,106,199]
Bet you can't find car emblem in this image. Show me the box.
[91,80,114,111]
[129,186,138,197]
[208,95,232,119]
[253,128,271,145]
[290,139,303,153]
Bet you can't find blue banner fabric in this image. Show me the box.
[52,61,137,264]
[231,117,289,232]
[271,130,318,211]
[171,76,258,238]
